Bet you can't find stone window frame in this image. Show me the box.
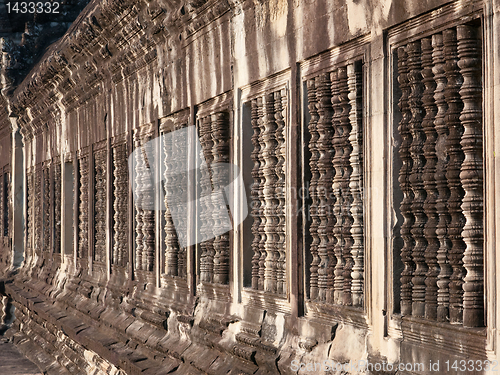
[194,91,234,302]
[386,0,495,355]
[238,69,291,314]
[299,35,370,328]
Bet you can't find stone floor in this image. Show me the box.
[0,338,42,375]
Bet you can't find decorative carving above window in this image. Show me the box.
[395,23,483,328]
[305,60,364,307]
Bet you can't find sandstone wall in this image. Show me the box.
[0,0,499,374]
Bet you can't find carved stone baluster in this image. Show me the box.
[432,33,452,322]
[257,98,267,290]
[164,130,179,276]
[331,69,344,305]
[420,37,439,320]
[273,90,287,294]
[407,41,428,318]
[141,136,155,272]
[54,164,61,254]
[94,150,106,263]
[27,172,34,258]
[212,112,230,284]
[43,167,51,253]
[315,73,334,302]
[34,169,42,255]
[338,66,354,306]
[250,99,262,289]
[348,62,364,307]
[263,93,278,294]
[134,136,144,270]
[307,78,320,301]
[79,157,89,260]
[444,28,465,324]
[199,116,215,282]
[457,25,484,328]
[397,46,415,316]
[113,144,128,267]
[176,125,187,277]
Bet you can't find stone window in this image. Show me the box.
[248,89,288,296]
[112,141,129,268]
[77,151,89,260]
[304,61,365,308]
[394,23,484,328]
[197,111,231,285]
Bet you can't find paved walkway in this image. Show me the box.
[0,338,42,375]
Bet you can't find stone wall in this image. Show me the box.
[1,0,500,374]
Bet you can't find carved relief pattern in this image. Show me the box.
[306,62,363,306]
[396,25,483,327]
[94,149,107,263]
[113,143,129,267]
[457,25,483,328]
[0,173,3,237]
[250,90,287,295]
[54,163,62,254]
[78,155,89,260]
[3,172,10,237]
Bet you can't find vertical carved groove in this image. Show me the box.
[316,72,335,303]
[443,28,465,324]
[4,172,9,238]
[54,163,62,254]
[457,25,484,328]
[348,62,364,307]
[397,46,415,316]
[113,143,129,267]
[338,67,354,306]
[212,112,230,284]
[421,37,439,320]
[307,78,320,301]
[250,98,262,289]
[94,150,107,263]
